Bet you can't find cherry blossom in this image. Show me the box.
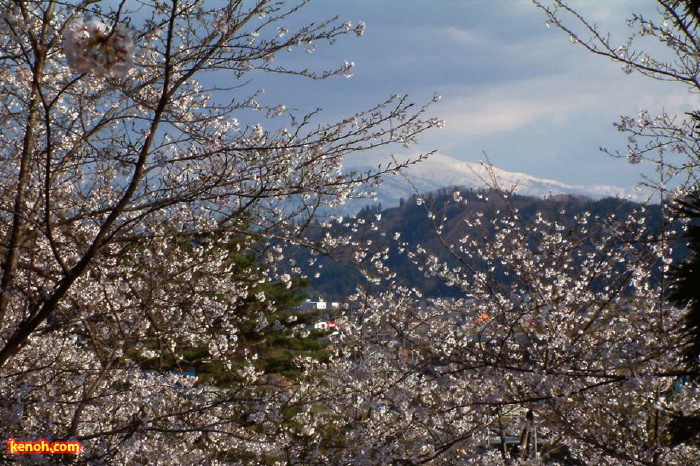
[0,1,436,463]
[3,0,698,464]
[63,19,134,77]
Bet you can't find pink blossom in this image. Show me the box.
[63,19,134,78]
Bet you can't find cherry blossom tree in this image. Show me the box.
[532,0,700,193]
[301,1,700,462]
[5,0,698,464]
[258,1,700,462]
[296,1,700,462]
[530,0,700,455]
[318,187,697,464]
[0,0,439,463]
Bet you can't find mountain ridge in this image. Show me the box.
[340,152,650,215]
[294,186,666,301]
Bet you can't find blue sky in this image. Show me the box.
[247,0,699,189]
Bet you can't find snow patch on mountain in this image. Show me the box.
[340,152,649,214]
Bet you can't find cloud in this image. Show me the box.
[434,74,603,137]
[439,26,486,46]
[433,73,699,144]
[428,23,700,140]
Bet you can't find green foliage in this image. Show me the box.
[128,237,332,386]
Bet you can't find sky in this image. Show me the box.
[246,0,700,190]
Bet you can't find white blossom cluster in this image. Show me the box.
[315,186,695,464]
[63,18,134,77]
[2,0,699,463]
[0,0,440,463]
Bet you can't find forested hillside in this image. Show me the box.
[293,188,667,300]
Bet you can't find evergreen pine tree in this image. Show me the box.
[669,191,700,372]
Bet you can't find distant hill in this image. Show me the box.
[288,187,667,301]
[339,152,649,216]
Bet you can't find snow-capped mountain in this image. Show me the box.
[340,152,649,215]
